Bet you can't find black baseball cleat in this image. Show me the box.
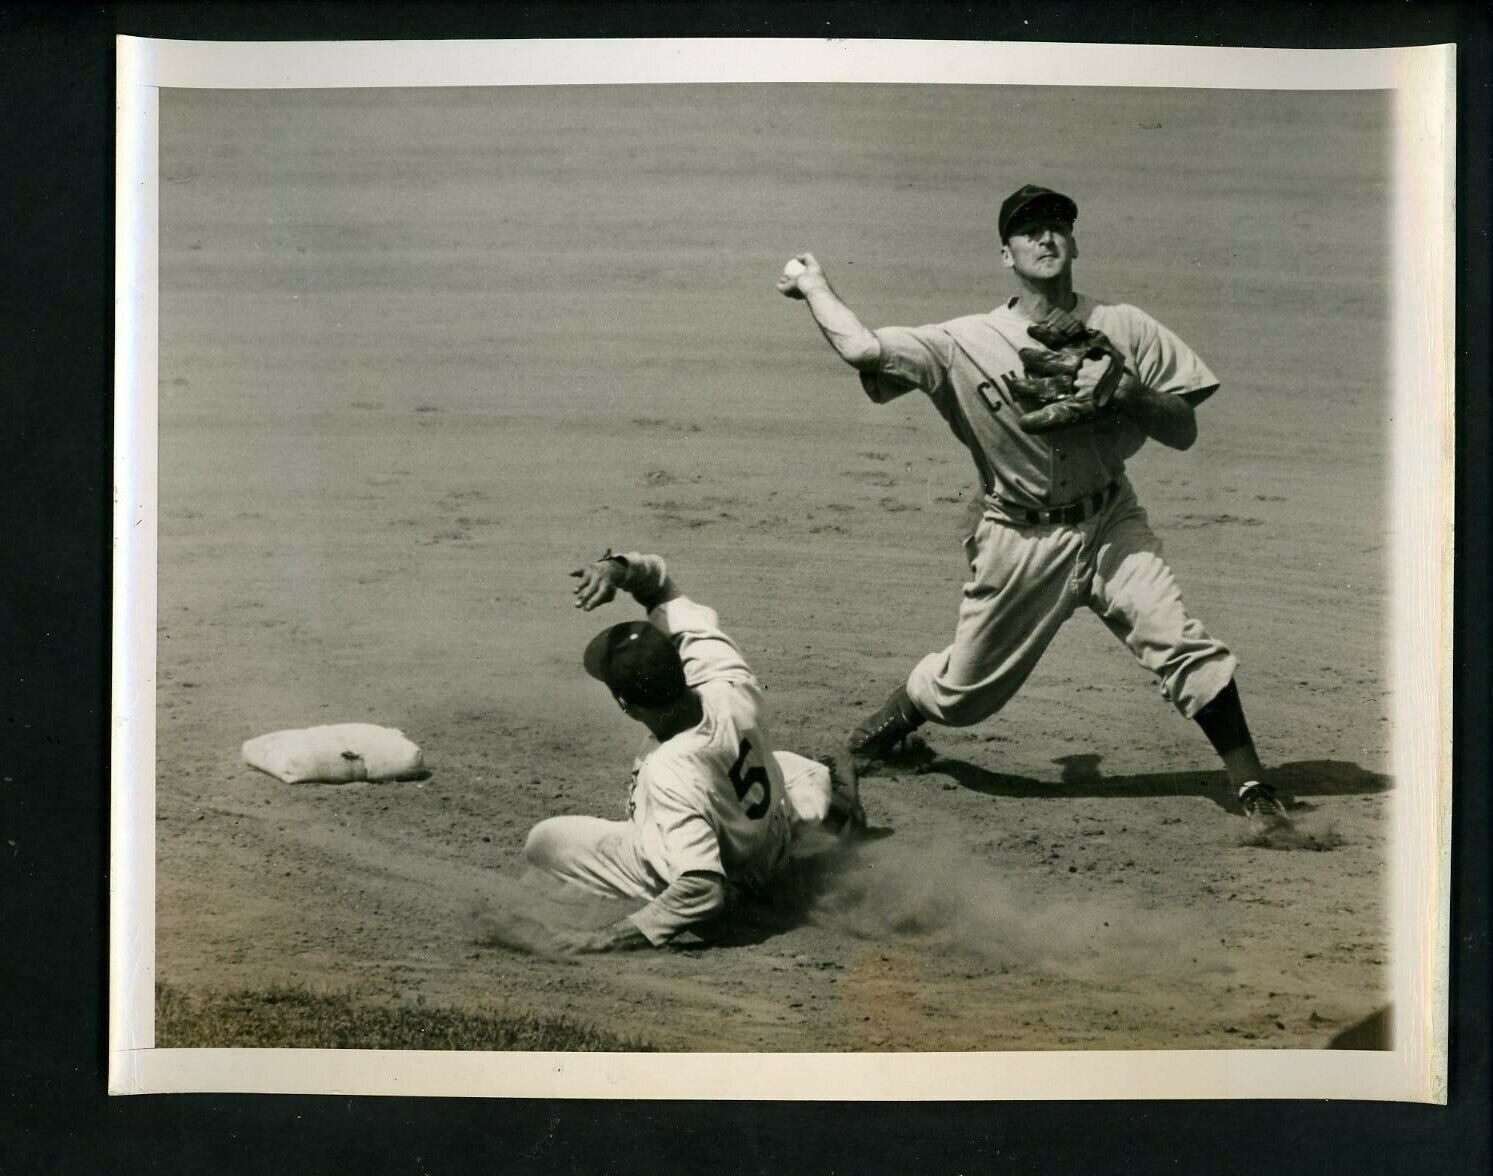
[847,684,927,765]
[1238,781,1292,837]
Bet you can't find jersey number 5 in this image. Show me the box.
[728,738,772,820]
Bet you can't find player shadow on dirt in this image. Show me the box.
[919,752,1390,814]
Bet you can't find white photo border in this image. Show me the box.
[110,35,1455,1101]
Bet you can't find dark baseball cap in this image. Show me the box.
[582,621,689,708]
[998,184,1078,241]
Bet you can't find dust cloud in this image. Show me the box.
[467,869,643,959]
[805,841,1233,979]
[471,841,1234,981]
[1235,813,1344,852]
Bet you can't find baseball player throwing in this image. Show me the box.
[777,183,1292,837]
[523,549,863,953]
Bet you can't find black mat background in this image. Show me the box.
[1,3,1486,1172]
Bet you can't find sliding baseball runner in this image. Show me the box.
[522,549,863,953]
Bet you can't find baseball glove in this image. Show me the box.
[1009,306,1128,434]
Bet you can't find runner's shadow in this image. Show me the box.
[925,754,1390,813]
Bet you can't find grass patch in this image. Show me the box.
[156,983,654,1052]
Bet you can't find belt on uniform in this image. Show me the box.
[995,480,1118,527]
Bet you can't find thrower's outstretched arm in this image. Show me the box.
[777,253,882,372]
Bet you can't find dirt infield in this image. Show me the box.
[153,84,1392,1051]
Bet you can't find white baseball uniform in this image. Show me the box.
[526,563,831,944]
[860,294,1237,724]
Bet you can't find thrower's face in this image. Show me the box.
[1001,219,1078,284]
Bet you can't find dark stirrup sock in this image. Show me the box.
[1193,680,1253,758]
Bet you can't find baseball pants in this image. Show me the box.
[907,479,1238,727]
[525,750,832,900]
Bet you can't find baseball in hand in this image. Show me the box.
[777,255,815,299]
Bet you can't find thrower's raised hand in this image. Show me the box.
[776,252,825,299]
[569,550,627,610]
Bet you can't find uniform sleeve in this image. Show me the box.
[642,762,724,881]
[614,552,675,610]
[1126,308,1220,405]
[859,325,953,404]
[627,871,727,946]
[648,594,758,690]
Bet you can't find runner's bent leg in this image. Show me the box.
[524,815,661,901]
